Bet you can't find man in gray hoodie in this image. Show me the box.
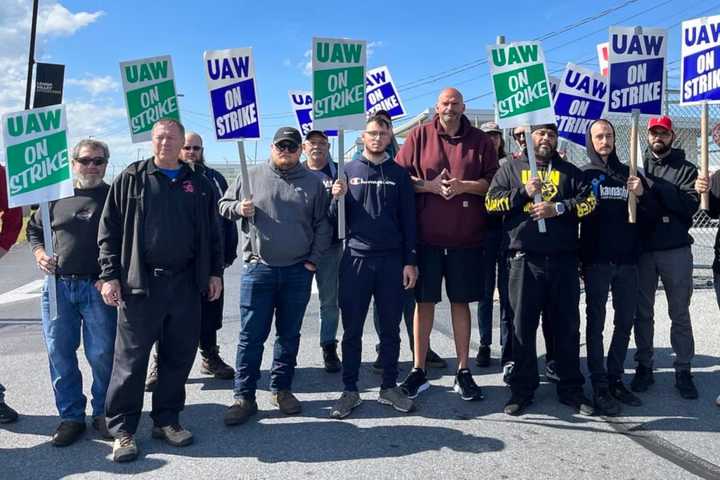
[219,127,332,426]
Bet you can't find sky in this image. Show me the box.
[0,0,717,174]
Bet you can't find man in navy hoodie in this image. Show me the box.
[329,115,418,418]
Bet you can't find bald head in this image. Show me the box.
[435,88,465,133]
[180,131,204,164]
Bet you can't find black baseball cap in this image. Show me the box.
[304,129,328,141]
[273,127,302,146]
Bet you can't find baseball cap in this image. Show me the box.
[480,121,502,134]
[531,123,559,133]
[647,116,673,132]
[273,127,302,146]
[304,129,328,141]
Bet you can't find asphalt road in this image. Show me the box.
[0,243,719,480]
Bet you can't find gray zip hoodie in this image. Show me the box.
[218,160,332,267]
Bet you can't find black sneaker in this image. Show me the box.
[544,360,560,383]
[504,394,532,415]
[593,387,621,416]
[608,381,642,407]
[0,401,18,424]
[475,346,491,368]
[675,371,698,399]
[371,354,383,375]
[425,350,447,369]
[559,391,594,416]
[630,365,654,392]
[453,369,484,401]
[52,420,86,447]
[321,343,341,373]
[399,368,430,399]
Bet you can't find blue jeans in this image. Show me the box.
[41,277,117,421]
[315,243,342,347]
[234,261,313,400]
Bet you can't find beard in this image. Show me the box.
[650,141,671,155]
[75,173,103,189]
[535,144,555,161]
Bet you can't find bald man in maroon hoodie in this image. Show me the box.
[397,88,498,401]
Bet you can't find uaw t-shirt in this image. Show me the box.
[304,160,340,244]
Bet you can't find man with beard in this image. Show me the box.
[486,124,596,416]
[27,139,117,445]
[329,115,417,418]
[632,116,699,399]
[580,120,648,415]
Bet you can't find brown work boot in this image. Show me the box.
[151,424,193,447]
[271,390,302,415]
[224,398,258,426]
[200,346,235,380]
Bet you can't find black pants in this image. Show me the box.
[583,263,638,387]
[199,286,224,353]
[105,270,201,435]
[507,252,584,398]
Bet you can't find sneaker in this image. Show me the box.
[715,393,720,407]
[52,420,86,447]
[0,401,18,424]
[378,387,415,413]
[112,432,138,462]
[675,371,698,399]
[145,353,159,392]
[502,362,514,386]
[322,343,341,373]
[371,354,383,375]
[475,345,491,367]
[271,390,302,415]
[330,391,362,419]
[608,381,642,407]
[593,387,621,416]
[399,368,430,399]
[92,416,113,440]
[200,346,235,380]
[630,365,654,392]
[425,350,447,369]
[224,398,258,426]
[453,369,484,401]
[504,394,532,415]
[559,391,594,416]
[152,424,193,447]
[544,360,560,383]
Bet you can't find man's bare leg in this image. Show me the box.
[450,303,471,370]
[413,303,435,369]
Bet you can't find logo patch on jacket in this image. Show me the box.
[182,181,194,193]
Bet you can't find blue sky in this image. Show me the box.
[1,0,717,171]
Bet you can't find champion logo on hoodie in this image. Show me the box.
[349,177,397,186]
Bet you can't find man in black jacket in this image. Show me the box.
[580,119,647,415]
[486,123,596,416]
[98,119,223,462]
[632,116,699,400]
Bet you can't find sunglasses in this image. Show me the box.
[274,142,299,153]
[75,156,107,166]
[182,145,202,151]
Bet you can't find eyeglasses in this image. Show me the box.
[75,156,107,166]
[274,142,299,153]
[513,131,526,140]
[365,131,388,139]
[182,145,202,151]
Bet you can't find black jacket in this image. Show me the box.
[199,164,239,267]
[640,147,699,251]
[485,151,596,255]
[98,158,223,295]
[702,170,720,272]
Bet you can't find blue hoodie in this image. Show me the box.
[331,151,417,265]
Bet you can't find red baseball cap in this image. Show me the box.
[647,116,673,132]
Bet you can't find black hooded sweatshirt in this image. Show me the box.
[580,119,649,265]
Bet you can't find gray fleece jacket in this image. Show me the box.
[218,160,332,267]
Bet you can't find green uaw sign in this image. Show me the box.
[486,41,556,128]
[2,105,73,207]
[312,37,367,130]
[120,55,180,143]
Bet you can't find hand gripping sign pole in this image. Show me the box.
[701,101,709,210]
[337,130,345,239]
[524,126,547,233]
[628,108,640,223]
[237,141,258,254]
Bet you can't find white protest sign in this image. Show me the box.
[288,91,338,137]
[365,65,406,118]
[680,15,720,105]
[553,63,608,147]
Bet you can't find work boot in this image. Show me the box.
[152,424,194,447]
[224,398,258,426]
[322,343,341,373]
[200,346,235,380]
[271,390,302,415]
[378,387,415,413]
[112,432,138,462]
[92,415,113,440]
[52,420,86,447]
[145,353,159,392]
[330,391,362,419]
[630,365,654,392]
[0,401,18,424]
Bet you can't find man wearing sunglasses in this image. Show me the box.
[220,127,331,426]
[27,139,117,446]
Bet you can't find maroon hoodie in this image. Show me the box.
[396,114,498,248]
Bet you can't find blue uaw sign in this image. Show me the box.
[681,15,720,105]
[204,47,260,140]
[288,91,337,137]
[608,26,667,115]
[554,63,607,147]
[365,66,406,119]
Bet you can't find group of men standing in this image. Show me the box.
[0,84,712,463]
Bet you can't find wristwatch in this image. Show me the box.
[554,202,566,216]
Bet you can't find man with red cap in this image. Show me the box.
[632,115,699,399]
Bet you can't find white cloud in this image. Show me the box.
[66,76,120,96]
[38,4,104,37]
[367,41,384,59]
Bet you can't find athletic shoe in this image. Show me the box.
[545,360,560,383]
[378,387,415,413]
[330,391,362,419]
[0,401,18,424]
[112,433,138,463]
[151,424,193,447]
[453,369,484,401]
[399,368,430,399]
[559,391,594,416]
[475,345,491,367]
[502,362,514,386]
[608,381,642,407]
[504,394,532,415]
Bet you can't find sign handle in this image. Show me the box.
[237,141,257,255]
[40,202,57,320]
[525,126,547,233]
[628,108,639,223]
[701,101,709,211]
[337,129,346,239]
